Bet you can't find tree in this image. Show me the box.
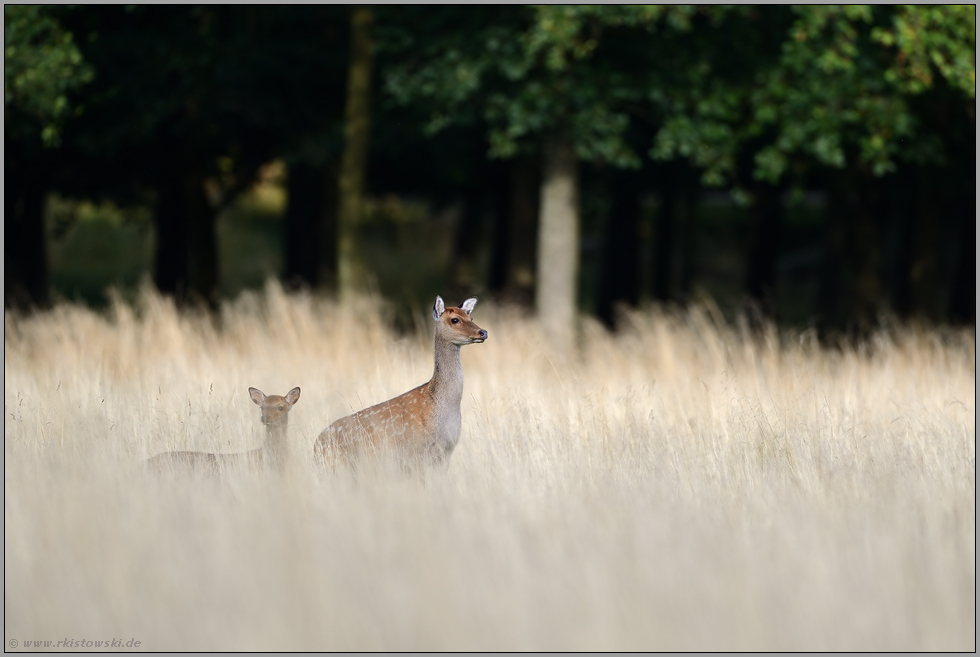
[284,160,328,291]
[53,7,273,306]
[536,135,580,350]
[382,6,693,350]
[53,6,349,306]
[4,5,92,147]
[595,167,642,327]
[650,5,975,329]
[502,154,540,304]
[11,6,971,333]
[277,9,349,292]
[337,6,374,299]
[4,5,92,309]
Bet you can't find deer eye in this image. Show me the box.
[278,406,284,411]
[451,317,460,324]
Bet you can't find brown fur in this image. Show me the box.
[315,296,486,472]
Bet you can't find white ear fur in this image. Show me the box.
[248,387,266,406]
[432,295,445,321]
[460,297,478,315]
[285,387,301,406]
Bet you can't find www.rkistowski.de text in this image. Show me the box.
[8,638,141,649]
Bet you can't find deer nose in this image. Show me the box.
[479,329,488,340]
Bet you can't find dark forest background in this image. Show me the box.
[5,5,976,340]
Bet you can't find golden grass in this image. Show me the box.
[4,282,975,651]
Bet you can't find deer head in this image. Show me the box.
[432,296,488,345]
[248,386,301,428]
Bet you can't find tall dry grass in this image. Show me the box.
[4,282,975,650]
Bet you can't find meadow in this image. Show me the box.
[4,282,975,651]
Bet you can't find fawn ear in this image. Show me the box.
[432,295,446,321]
[285,387,301,406]
[460,297,478,315]
[248,387,266,406]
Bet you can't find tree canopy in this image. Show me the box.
[4,5,975,331]
[4,5,92,146]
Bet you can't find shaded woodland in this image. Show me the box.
[5,6,976,338]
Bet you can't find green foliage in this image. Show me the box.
[383,3,973,212]
[4,5,92,146]
[754,6,908,178]
[383,6,695,168]
[872,5,976,98]
[652,5,975,188]
[46,195,153,306]
[383,5,973,186]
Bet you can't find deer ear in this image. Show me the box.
[285,387,301,406]
[460,297,478,315]
[432,295,445,321]
[248,387,266,406]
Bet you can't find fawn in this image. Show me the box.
[147,386,301,475]
[315,296,487,471]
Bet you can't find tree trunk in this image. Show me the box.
[652,168,677,303]
[536,134,579,354]
[597,170,640,328]
[486,162,511,295]
[154,144,215,307]
[451,188,484,297]
[319,162,339,293]
[947,193,976,324]
[818,180,847,336]
[946,114,976,325]
[652,164,698,304]
[285,160,325,290]
[337,5,374,300]
[506,154,540,305]
[849,181,882,335]
[891,168,916,319]
[745,182,782,325]
[909,170,943,321]
[188,181,217,308]
[4,181,48,310]
[822,171,884,337]
[154,161,191,304]
[676,183,697,303]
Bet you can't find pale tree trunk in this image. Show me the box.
[535,134,579,355]
[337,6,373,300]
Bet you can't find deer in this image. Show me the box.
[314,296,487,473]
[147,386,301,475]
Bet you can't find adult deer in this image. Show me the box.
[315,296,487,472]
[147,386,301,475]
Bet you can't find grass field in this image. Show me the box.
[5,282,975,651]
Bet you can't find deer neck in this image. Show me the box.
[429,335,464,409]
[263,422,289,465]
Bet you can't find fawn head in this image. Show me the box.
[248,386,301,427]
[432,296,488,345]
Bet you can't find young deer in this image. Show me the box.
[147,386,301,475]
[315,296,487,471]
